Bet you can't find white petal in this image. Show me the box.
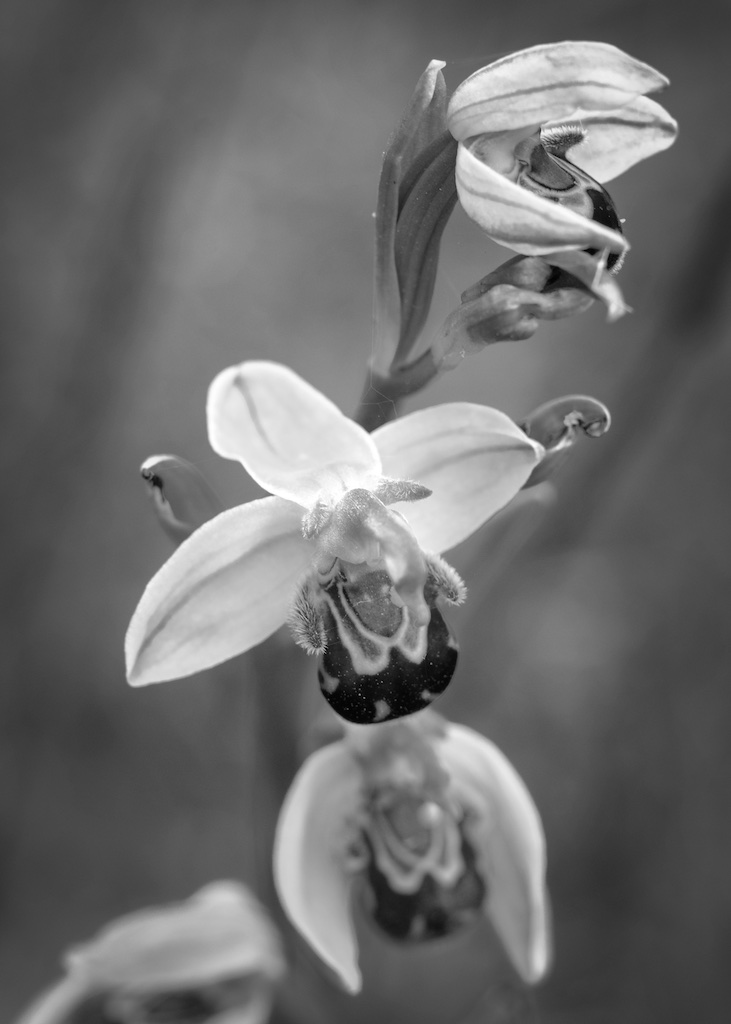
[438,724,550,984]
[273,743,362,994]
[126,498,311,685]
[373,403,544,553]
[66,882,284,991]
[448,41,669,140]
[547,94,678,183]
[207,361,381,506]
[456,143,629,257]
[13,976,90,1024]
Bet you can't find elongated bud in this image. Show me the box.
[373,61,457,374]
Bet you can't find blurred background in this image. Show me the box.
[2,0,730,1020]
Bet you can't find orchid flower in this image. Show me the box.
[447,41,677,264]
[15,883,284,1024]
[125,361,543,724]
[274,711,550,996]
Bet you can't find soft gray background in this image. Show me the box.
[2,0,730,1021]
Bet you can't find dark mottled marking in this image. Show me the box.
[318,603,458,725]
[363,832,486,941]
[585,186,623,269]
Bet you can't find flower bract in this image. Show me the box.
[125,361,543,723]
[14,883,284,1024]
[273,711,551,994]
[447,41,677,260]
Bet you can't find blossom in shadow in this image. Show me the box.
[274,711,550,995]
[14,883,285,1024]
[447,41,677,265]
[126,362,543,723]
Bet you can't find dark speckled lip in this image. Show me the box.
[318,604,458,725]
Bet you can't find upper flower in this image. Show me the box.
[125,362,543,722]
[15,883,284,1024]
[447,41,677,260]
[274,711,550,996]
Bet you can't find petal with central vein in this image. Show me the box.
[448,41,669,139]
[373,403,544,553]
[126,497,310,686]
[456,143,629,257]
[547,94,678,183]
[207,361,381,506]
[438,724,551,984]
[274,743,362,994]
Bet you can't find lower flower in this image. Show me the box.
[273,710,550,995]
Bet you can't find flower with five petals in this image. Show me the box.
[447,41,677,265]
[125,362,543,723]
[274,711,550,997]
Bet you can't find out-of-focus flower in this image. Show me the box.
[126,361,543,723]
[274,711,550,995]
[15,883,285,1024]
[447,41,677,263]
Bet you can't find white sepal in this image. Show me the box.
[455,143,629,257]
[438,724,551,983]
[448,41,670,140]
[274,743,363,993]
[126,498,310,685]
[207,361,381,507]
[373,402,544,553]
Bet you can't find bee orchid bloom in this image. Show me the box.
[447,41,677,261]
[274,712,550,996]
[126,361,543,723]
[14,883,285,1024]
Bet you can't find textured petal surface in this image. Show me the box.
[373,403,544,553]
[66,882,284,990]
[439,724,550,984]
[274,742,362,994]
[207,361,381,506]
[547,94,678,183]
[126,498,310,685]
[455,143,629,256]
[448,41,669,139]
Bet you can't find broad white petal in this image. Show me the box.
[373,403,544,553]
[547,94,678,183]
[456,143,629,256]
[438,724,550,984]
[126,498,311,686]
[448,41,669,140]
[274,743,362,994]
[66,882,284,991]
[207,362,381,506]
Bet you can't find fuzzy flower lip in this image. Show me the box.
[126,361,543,687]
[447,41,677,258]
[273,714,550,994]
